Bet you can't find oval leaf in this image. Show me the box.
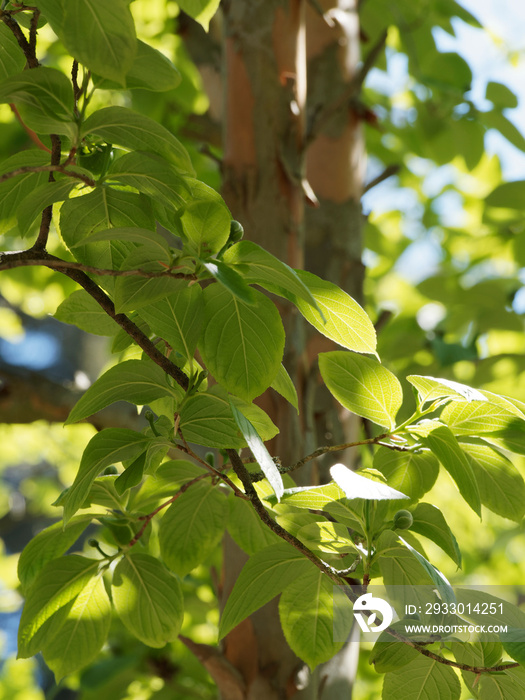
[319,351,402,430]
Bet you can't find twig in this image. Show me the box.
[33,133,61,250]
[128,473,211,547]
[385,628,520,675]
[225,448,347,584]
[0,255,196,280]
[0,164,96,187]
[28,6,39,55]
[0,248,191,391]
[1,10,38,67]
[286,434,390,473]
[9,104,51,153]
[177,428,248,500]
[362,164,400,194]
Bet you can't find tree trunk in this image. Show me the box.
[218,1,365,697]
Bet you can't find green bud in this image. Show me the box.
[204,452,215,467]
[103,465,119,475]
[88,538,99,548]
[229,220,244,242]
[393,509,413,530]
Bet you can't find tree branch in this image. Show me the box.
[33,133,61,250]
[0,9,39,67]
[0,248,190,391]
[0,255,196,280]
[363,164,400,194]
[0,164,96,188]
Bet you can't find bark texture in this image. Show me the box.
[217,1,365,698]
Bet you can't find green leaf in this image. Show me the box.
[107,151,190,209]
[201,260,255,304]
[17,179,77,237]
[129,459,207,510]
[271,364,299,413]
[83,475,124,510]
[176,0,220,31]
[182,199,231,255]
[486,81,518,109]
[293,270,376,354]
[0,22,27,81]
[230,402,284,501]
[279,567,351,669]
[461,443,525,522]
[60,187,155,282]
[159,481,227,577]
[179,391,243,448]
[55,289,119,336]
[113,250,181,314]
[82,106,192,174]
[420,425,481,516]
[60,0,136,84]
[93,40,181,92]
[223,241,319,310]
[198,284,285,402]
[41,570,111,681]
[454,588,525,629]
[373,448,439,502]
[66,359,182,425]
[399,536,456,605]
[0,150,50,233]
[270,482,346,510]
[18,555,101,658]
[486,180,525,209]
[369,628,420,673]
[377,530,442,612]
[441,400,521,435]
[383,656,461,700]
[501,628,525,666]
[219,543,315,639]
[72,226,171,259]
[409,503,461,567]
[483,111,525,153]
[227,493,281,554]
[17,516,92,592]
[62,429,152,523]
[478,668,525,700]
[319,351,402,430]
[112,552,183,648]
[407,375,486,406]
[330,464,408,501]
[0,67,75,135]
[296,521,358,556]
[138,285,204,361]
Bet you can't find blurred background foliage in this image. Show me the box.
[1,0,525,698]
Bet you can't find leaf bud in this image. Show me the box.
[393,509,413,530]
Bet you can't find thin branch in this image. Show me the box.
[9,104,52,153]
[1,10,39,67]
[0,164,96,187]
[225,448,347,585]
[178,427,248,499]
[363,164,400,194]
[0,248,191,391]
[0,255,195,280]
[33,133,61,250]
[28,6,39,55]
[128,473,211,547]
[286,434,390,473]
[386,628,520,675]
